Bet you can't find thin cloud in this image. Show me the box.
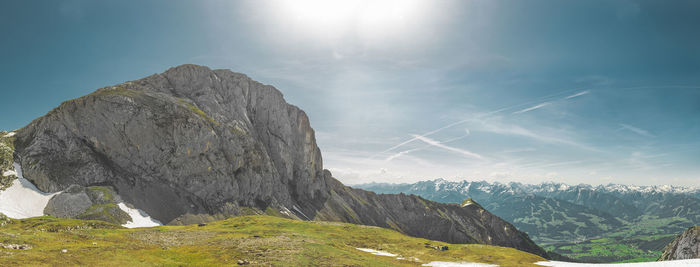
[565,90,590,99]
[519,160,585,169]
[385,132,471,161]
[499,147,537,154]
[372,88,592,158]
[619,124,655,138]
[473,117,600,152]
[370,119,472,158]
[412,135,484,159]
[513,102,550,114]
[386,148,421,161]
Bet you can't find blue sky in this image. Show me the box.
[1,0,699,186]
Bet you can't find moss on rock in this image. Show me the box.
[87,186,115,203]
[44,185,132,225]
[461,198,484,209]
[0,133,17,190]
[77,203,131,225]
[177,98,220,126]
[90,85,142,99]
[0,212,11,227]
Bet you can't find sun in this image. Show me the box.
[281,0,359,25]
[273,0,427,35]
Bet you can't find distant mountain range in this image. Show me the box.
[356,179,700,262]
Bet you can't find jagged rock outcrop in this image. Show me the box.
[11,64,547,257]
[659,226,700,260]
[44,185,131,225]
[0,212,10,227]
[0,132,16,190]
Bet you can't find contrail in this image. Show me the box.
[513,102,551,114]
[619,124,655,138]
[371,119,472,158]
[384,131,472,161]
[372,84,700,159]
[412,135,484,159]
[370,89,584,159]
[385,148,421,161]
[565,90,589,99]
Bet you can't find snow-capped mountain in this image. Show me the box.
[356,178,700,262]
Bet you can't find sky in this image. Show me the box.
[1,0,699,187]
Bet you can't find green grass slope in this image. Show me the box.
[0,215,545,266]
[544,216,691,262]
[544,234,676,263]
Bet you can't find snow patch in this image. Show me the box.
[2,169,16,177]
[535,259,700,267]
[355,248,425,262]
[355,248,398,257]
[117,203,162,228]
[3,132,15,137]
[0,163,60,218]
[596,184,698,195]
[0,162,161,228]
[280,206,295,218]
[422,262,498,267]
[292,205,310,220]
[434,178,447,191]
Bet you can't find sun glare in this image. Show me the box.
[273,0,427,36]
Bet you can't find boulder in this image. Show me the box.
[44,185,131,225]
[659,226,700,260]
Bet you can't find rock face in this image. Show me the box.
[44,185,93,218]
[0,132,17,190]
[659,226,700,260]
[12,64,547,257]
[44,185,131,225]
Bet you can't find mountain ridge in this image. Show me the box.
[356,178,699,195]
[356,178,699,262]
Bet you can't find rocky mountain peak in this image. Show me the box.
[15,64,326,223]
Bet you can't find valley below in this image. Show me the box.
[357,179,699,263]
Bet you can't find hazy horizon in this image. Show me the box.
[2,0,699,187]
